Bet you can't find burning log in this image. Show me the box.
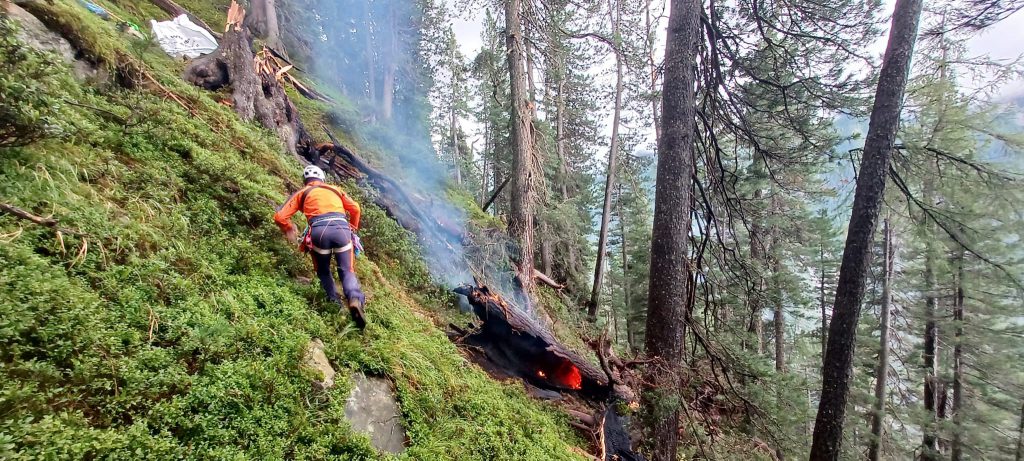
[453,284,609,395]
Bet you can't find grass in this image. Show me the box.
[0,3,587,460]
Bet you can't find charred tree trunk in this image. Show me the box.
[868,218,894,461]
[183,10,309,156]
[642,0,700,459]
[809,0,923,457]
[245,0,286,58]
[505,0,538,299]
[951,250,965,461]
[589,0,625,322]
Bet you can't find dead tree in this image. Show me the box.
[809,0,924,457]
[182,3,309,157]
[245,0,287,58]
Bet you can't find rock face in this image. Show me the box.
[5,2,101,81]
[303,339,336,390]
[344,373,407,454]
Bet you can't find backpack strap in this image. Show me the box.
[298,184,347,212]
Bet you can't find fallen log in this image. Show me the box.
[453,284,609,395]
[453,284,645,461]
[534,268,565,290]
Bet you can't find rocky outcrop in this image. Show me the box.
[5,2,103,82]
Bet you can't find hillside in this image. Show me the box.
[0,1,592,459]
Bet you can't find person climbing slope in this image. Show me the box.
[274,165,367,328]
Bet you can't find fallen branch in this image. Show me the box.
[534,268,565,290]
[481,175,510,212]
[0,203,87,236]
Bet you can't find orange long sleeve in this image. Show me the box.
[273,189,304,233]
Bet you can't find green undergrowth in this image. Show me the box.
[0,5,585,460]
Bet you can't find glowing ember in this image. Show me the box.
[551,361,583,390]
[536,370,547,378]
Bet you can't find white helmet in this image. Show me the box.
[303,165,326,181]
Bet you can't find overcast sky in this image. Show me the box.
[444,2,1024,152]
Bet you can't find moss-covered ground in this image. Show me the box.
[0,1,586,459]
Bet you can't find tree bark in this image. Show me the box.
[1016,401,1024,461]
[772,255,785,373]
[921,195,940,461]
[951,250,965,461]
[619,184,634,351]
[820,242,829,371]
[245,0,286,57]
[868,218,894,461]
[809,0,923,457]
[183,16,308,156]
[641,0,700,459]
[747,157,768,355]
[505,0,538,298]
[589,8,625,322]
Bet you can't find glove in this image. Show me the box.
[352,233,363,258]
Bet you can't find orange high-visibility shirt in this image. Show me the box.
[273,180,361,233]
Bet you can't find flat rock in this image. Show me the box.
[344,373,406,454]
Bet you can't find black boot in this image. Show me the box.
[347,299,366,329]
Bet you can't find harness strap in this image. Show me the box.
[309,242,354,255]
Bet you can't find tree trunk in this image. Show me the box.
[820,242,828,371]
[747,170,767,355]
[619,183,634,351]
[642,0,700,459]
[245,0,286,57]
[450,84,462,185]
[951,249,965,461]
[184,15,308,157]
[1016,401,1024,461]
[868,218,894,461]
[364,3,377,105]
[772,254,785,373]
[525,42,538,119]
[540,221,554,277]
[808,0,923,457]
[921,200,940,460]
[381,6,397,121]
[643,0,662,145]
[504,0,538,299]
[589,28,625,322]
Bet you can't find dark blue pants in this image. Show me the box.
[310,221,364,307]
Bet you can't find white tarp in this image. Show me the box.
[150,14,217,59]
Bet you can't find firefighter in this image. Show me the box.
[274,165,366,328]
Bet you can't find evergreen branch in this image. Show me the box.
[888,167,1024,291]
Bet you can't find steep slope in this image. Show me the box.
[0,2,586,459]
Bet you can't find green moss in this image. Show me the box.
[0,4,587,460]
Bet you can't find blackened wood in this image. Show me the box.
[809,0,924,457]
